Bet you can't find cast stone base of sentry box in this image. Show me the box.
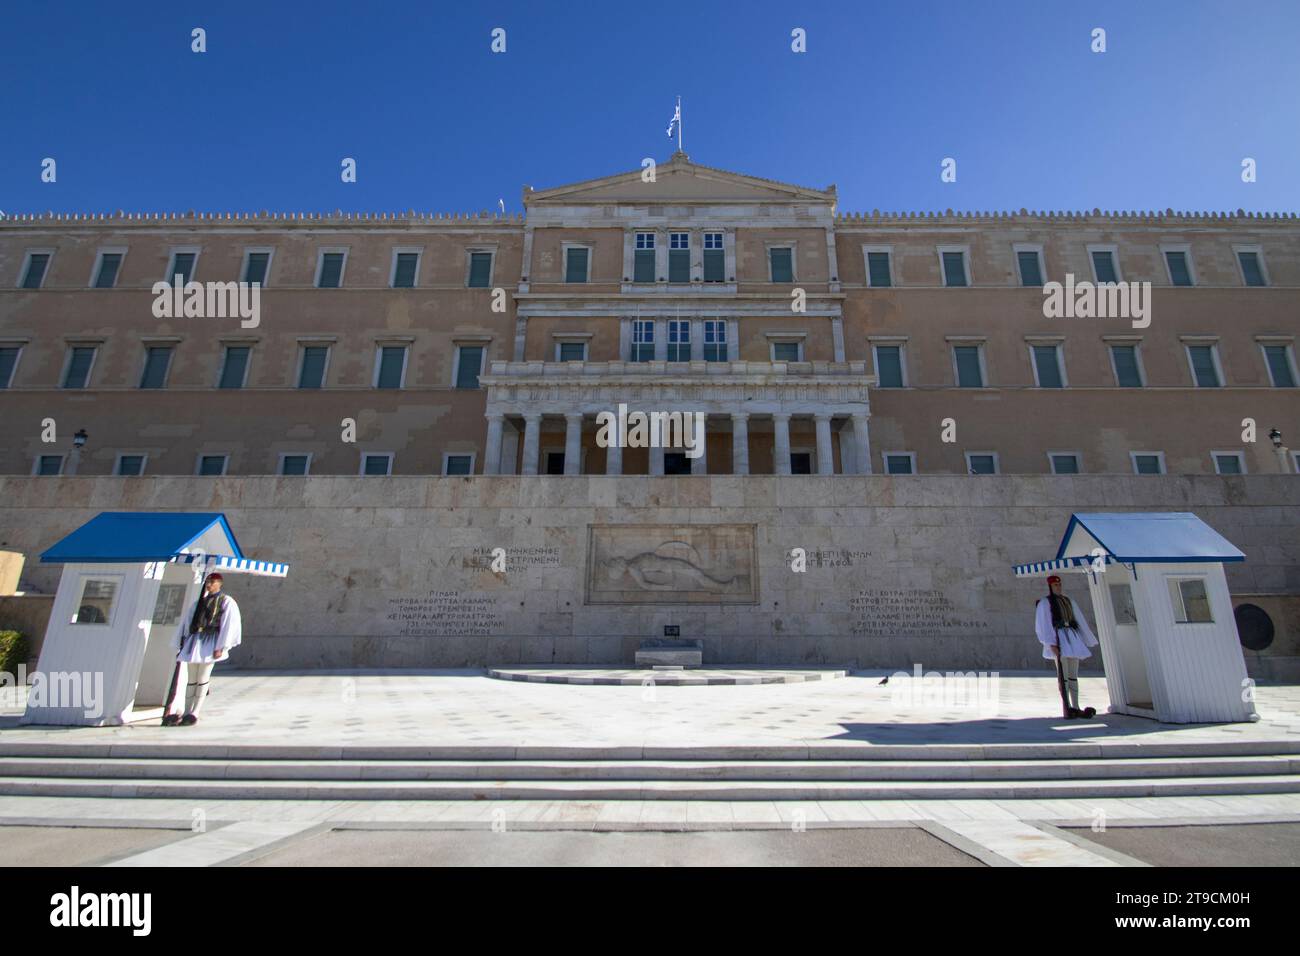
[635,639,704,668]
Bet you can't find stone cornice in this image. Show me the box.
[0,210,524,230]
[480,359,870,387]
[836,208,1300,228]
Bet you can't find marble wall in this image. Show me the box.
[1,475,1296,674]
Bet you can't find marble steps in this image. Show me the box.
[2,754,1298,783]
[4,740,1299,762]
[0,773,1298,801]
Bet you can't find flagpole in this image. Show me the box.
[677,95,683,152]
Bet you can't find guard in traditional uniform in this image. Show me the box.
[162,572,242,726]
[1034,574,1099,719]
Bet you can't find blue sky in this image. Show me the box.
[2,0,1298,216]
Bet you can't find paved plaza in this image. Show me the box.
[3,668,1299,751]
[2,670,1298,866]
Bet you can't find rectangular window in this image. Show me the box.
[71,577,119,625]
[554,341,585,362]
[298,346,329,388]
[375,346,407,389]
[1110,583,1138,625]
[966,453,998,475]
[1168,578,1213,624]
[279,454,310,476]
[218,346,250,389]
[455,346,484,388]
[139,346,174,389]
[166,251,196,284]
[1132,453,1164,475]
[953,345,984,387]
[197,455,228,476]
[634,233,656,283]
[362,453,392,476]
[1263,345,1297,387]
[21,252,51,289]
[1188,345,1221,387]
[0,346,19,388]
[1032,344,1064,388]
[1017,250,1044,287]
[1238,250,1266,287]
[884,453,915,475]
[317,252,345,288]
[769,247,794,283]
[874,345,904,388]
[116,454,146,476]
[467,252,492,288]
[1165,250,1193,286]
[789,452,813,476]
[1213,452,1244,475]
[703,320,727,361]
[444,454,474,476]
[941,251,968,287]
[35,455,64,476]
[93,252,123,288]
[1110,345,1144,387]
[152,583,188,626]
[242,252,270,285]
[772,341,801,362]
[703,232,724,282]
[1091,249,1119,284]
[393,252,420,288]
[564,247,589,283]
[1049,453,1080,475]
[631,319,655,361]
[669,232,690,283]
[667,320,691,361]
[867,251,892,288]
[62,347,96,388]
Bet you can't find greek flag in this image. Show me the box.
[666,101,681,139]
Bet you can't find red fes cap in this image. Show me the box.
[1046,575,1062,585]
[206,572,224,583]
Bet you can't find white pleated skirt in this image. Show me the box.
[1041,627,1094,661]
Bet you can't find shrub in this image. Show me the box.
[0,631,30,675]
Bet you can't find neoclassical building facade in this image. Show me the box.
[2,153,1298,479]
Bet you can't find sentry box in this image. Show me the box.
[22,512,288,726]
[1014,512,1257,724]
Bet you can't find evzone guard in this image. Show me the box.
[1034,574,1099,720]
[161,572,242,726]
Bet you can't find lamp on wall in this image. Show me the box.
[68,428,89,476]
[1269,427,1292,474]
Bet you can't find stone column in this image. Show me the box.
[772,412,792,476]
[851,413,872,474]
[605,435,623,475]
[814,413,835,475]
[521,413,542,476]
[731,413,750,475]
[650,442,665,476]
[690,414,708,475]
[831,316,846,362]
[483,413,504,475]
[690,318,704,361]
[563,413,582,476]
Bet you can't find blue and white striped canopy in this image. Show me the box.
[172,553,289,578]
[1012,555,1116,579]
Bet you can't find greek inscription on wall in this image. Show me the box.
[850,588,990,637]
[386,590,503,637]
[462,546,562,570]
[803,549,872,568]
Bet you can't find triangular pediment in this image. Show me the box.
[525,154,835,206]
